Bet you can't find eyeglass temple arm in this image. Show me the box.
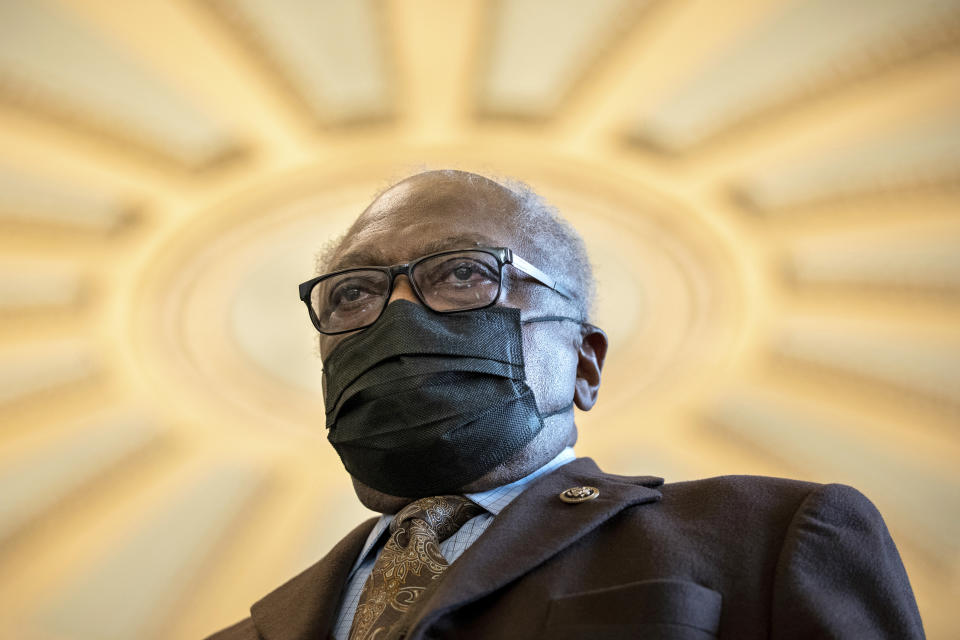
[509,252,576,300]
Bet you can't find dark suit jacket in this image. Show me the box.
[207,458,924,639]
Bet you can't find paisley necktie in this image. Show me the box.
[348,495,483,640]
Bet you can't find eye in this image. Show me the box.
[451,263,483,281]
[338,286,366,302]
[329,277,382,307]
[429,259,497,287]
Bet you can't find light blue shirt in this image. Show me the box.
[331,447,577,640]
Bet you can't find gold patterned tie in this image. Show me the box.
[348,495,484,640]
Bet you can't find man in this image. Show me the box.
[208,170,924,639]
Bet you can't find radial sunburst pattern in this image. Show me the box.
[0,1,958,638]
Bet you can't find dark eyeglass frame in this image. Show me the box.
[298,246,575,335]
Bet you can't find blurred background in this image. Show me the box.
[0,0,958,637]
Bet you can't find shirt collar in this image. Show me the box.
[346,447,576,578]
[464,446,576,515]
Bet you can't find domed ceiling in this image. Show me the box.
[0,0,958,637]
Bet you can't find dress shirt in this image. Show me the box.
[331,447,577,640]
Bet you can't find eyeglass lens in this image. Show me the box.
[310,250,502,333]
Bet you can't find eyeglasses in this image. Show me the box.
[298,246,575,334]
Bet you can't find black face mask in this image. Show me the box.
[322,300,579,498]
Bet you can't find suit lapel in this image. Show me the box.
[410,457,663,631]
[251,516,378,640]
[247,458,662,639]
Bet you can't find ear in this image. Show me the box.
[573,324,608,411]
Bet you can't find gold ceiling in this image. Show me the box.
[0,0,958,638]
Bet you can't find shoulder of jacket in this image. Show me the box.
[662,474,821,495]
[639,474,825,519]
[786,482,885,528]
[652,476,886,526]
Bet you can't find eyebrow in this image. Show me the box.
[329,247,388,271]
[420,234,496,255]
[329,233,498,271]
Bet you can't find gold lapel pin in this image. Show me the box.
[559,486,600,503]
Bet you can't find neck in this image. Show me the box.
[351,423,575,513]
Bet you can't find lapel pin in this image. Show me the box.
[559,486,599,503]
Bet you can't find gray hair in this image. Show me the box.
[315,170,596,320]
[494,177,595,320]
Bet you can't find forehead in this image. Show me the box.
[330,178,521,270]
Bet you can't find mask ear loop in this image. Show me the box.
[520,315,585,326]
[520,315,584,419]
[541,402,574,418]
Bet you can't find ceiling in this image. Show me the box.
[0,0,958,637]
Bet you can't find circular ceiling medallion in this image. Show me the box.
[129,149,749,439]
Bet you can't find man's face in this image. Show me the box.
[319,173,593,506]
